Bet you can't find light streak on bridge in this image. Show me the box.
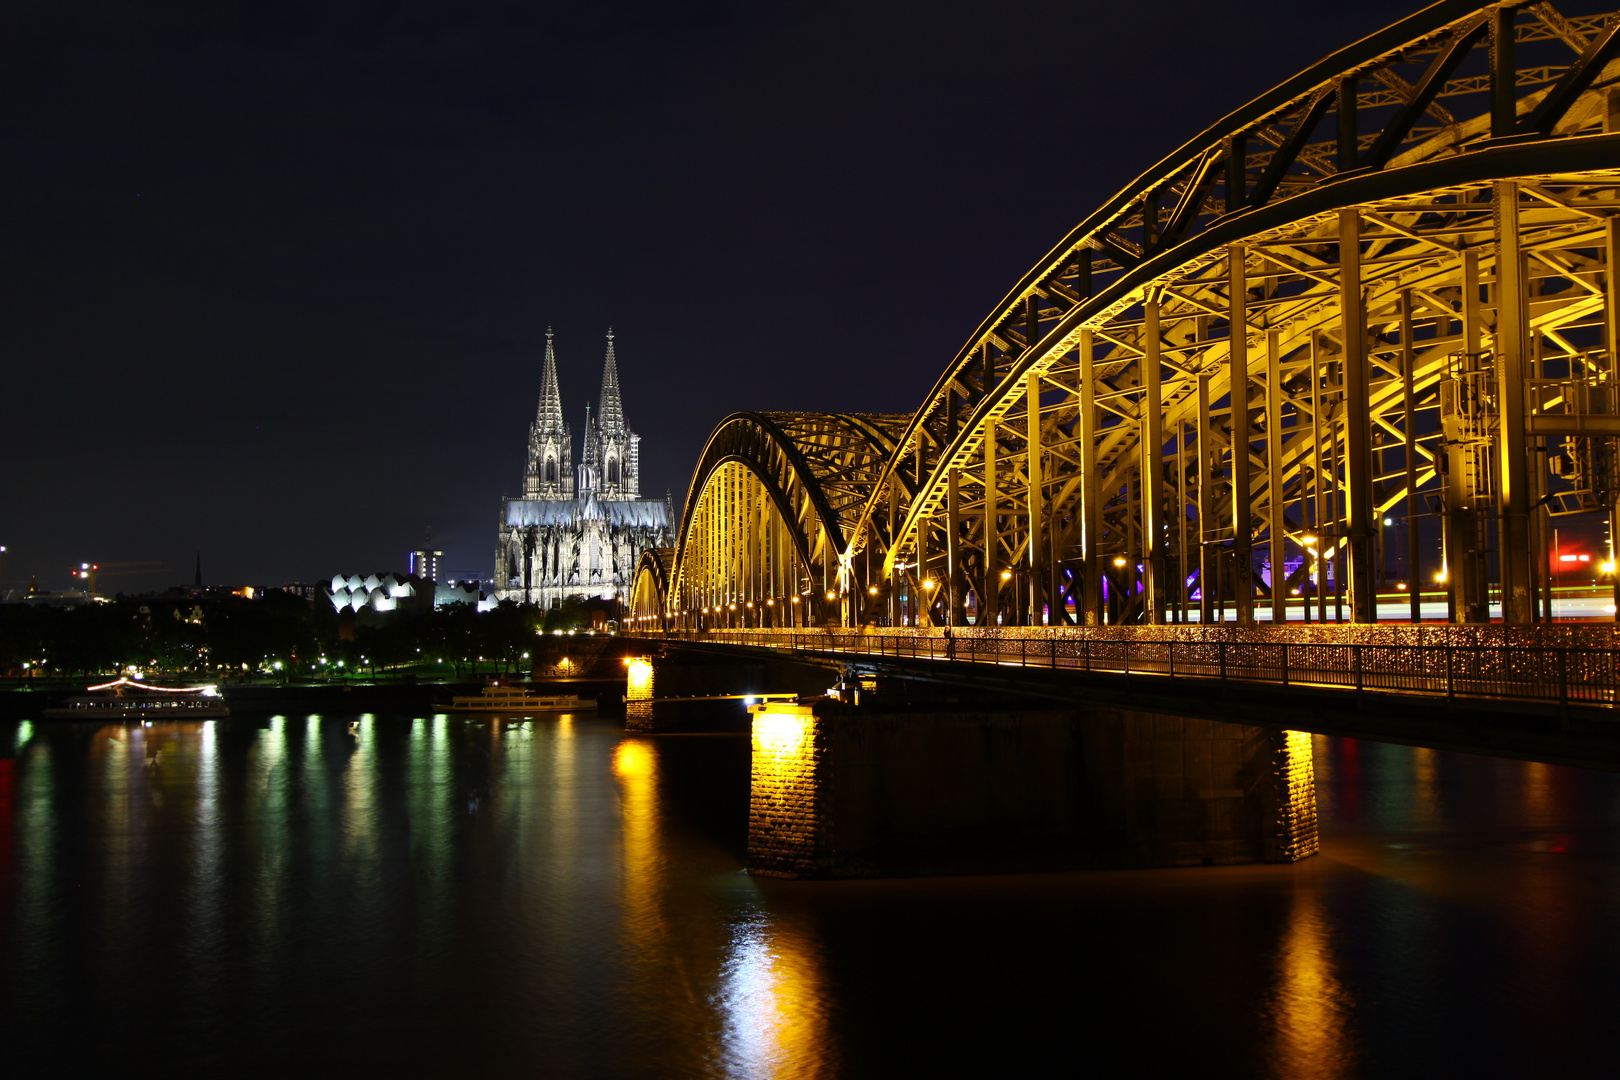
[635,1,1620,636]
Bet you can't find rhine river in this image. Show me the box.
[2,713,1618,1078]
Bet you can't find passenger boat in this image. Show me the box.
[449,683,596,713]
[42,677,230,719]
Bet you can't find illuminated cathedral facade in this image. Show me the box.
[494,329,673,607]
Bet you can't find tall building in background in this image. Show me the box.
[495,329,672,607]
[408,547,442,583]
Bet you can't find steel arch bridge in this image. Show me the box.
[638,0,1620,634]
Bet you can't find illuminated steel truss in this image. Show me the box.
[664,1,1620,629]
[667,412,910,626]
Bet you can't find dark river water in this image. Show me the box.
[2,713,1619,1078]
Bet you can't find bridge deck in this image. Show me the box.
[633,626,1620,770]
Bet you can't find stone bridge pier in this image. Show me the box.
[746,698,1317,879]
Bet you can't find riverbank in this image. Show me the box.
[0,677,628,720]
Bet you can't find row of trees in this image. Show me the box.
[0,592,612,681]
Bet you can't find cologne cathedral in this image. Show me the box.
[494,329,673,607]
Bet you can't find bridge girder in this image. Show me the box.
[669,412,910,626]
[674,1,1620,630]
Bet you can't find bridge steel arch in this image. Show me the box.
[628,547,675,630]
[669,411,911,628]
[840,0,1620,630]
[667,1,1620,630]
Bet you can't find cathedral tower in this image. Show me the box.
[497,324,669,607]
[593,328,640,499]
[523,327,573,499]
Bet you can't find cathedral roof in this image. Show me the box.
[505,497,670,529]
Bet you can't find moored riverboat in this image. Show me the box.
[42,677,230,720]
[449,682,596,713]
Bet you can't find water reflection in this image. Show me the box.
[2,717,1619,1076]
[718,912,831,1080]
[1267,883,1356,1080]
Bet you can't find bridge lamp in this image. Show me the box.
[827,591,836,601]
[746,601,754,608]
[766,598,775,605]
[922,579,937,591]
[729,604,737,611]
[1112,557,1127,568]
[791,596,800,603]
[868,586,879,595]
[1434,570,1448,583]
[1001,569,1013,581]
[1383,517,1394,526]
[1603,562,1616,574]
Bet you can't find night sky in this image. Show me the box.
[2,0,1422,593]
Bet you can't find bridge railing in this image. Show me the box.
[645,628,1620,710]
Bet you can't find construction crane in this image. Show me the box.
[71,561,165,597]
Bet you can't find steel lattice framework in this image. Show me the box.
[648,1,1620,633]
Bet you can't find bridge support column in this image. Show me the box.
[1446,249,1490,623]
[747,700,1318,879]
[947,467,966,625]
[1339,209,1377,624]
[1198,372,1217,624]
[983,413,1000,624]
[1027,371,1046,625]
[1142,301,1166,624]
[1229,245,1254,624]
[1079,330,1103,625]
[1496,181,1533,625]
[1609,218,1620,623]
[1266,329,1286,625]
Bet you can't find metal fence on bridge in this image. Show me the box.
[642,629,1620,712]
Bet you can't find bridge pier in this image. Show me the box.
[748,700,1317,879]
[623,647,836,733]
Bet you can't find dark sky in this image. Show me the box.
[2,0,1422,592]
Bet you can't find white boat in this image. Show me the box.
[42,677,230,720]
[449,683,596,713]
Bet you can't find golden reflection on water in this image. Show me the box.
[718,916,831,1080]
[1268,886,1356,1080]
[613,736,830,1078]
[1523,760,1553,828]
[612,738,666,978]
[1411,746,1439,831]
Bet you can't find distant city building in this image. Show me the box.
[495,328,673,607]
[434,581,495,609]
[408,547,443,582]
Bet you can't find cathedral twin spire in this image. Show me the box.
[523,328,638,502]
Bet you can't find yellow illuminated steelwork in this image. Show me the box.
[665,3,1620,630]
